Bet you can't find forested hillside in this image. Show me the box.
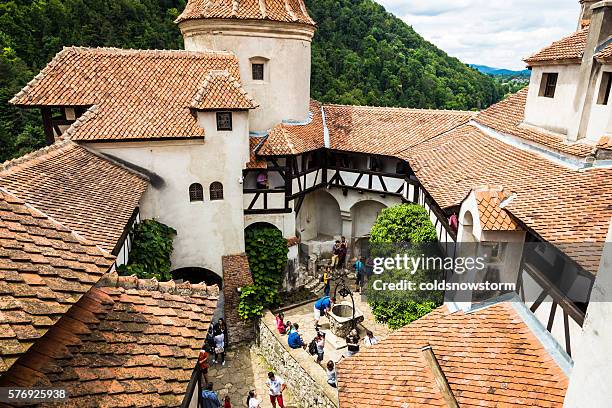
[0,0,502,162]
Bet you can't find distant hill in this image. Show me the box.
[470,64,531,77]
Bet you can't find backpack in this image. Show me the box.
[308,339,318,355]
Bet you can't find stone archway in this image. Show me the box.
[349,200,387,259]
[297,189,342,242]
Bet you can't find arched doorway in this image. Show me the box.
[350,200,387,258]
[297,189,342,241]
[172,267,222,287]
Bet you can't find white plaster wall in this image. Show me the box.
[87,111,250,276]
[524,65,582,135]
[585,64,612,142]
[564,222,612,407]
[180,20,314,131]
[244,212,296,239]
[351,200,387,238]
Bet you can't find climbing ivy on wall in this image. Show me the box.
[239,225,288,319]
[367,204,442,329]
[117,219,177,281]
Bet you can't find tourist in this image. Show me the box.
[246,390,261,408]
[363,330,378,347]
[330,240,341,268]
[323,267,332,297]
[315,332,326,364]
[354,256,365,290]
[218,318,229,348]
[326,360,337,388]
[288,323,306,349]
[313,295,335,328]
[276,312,289,335]
[256,171,269,189]
[198,348,210,385]
[285,320,294,334]
[223,395,232,408]
[338,236,348,268]
[201,383,222,408]
[265,372,286,408]
[346,329,360,357]
[213,327,226,366]
[449,212,458,232]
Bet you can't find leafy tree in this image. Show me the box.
[239,225,288,319]
[117,219,177,281]
[366,204,442,329]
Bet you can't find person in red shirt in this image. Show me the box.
[276,312,288,334]
[198,348,210,385]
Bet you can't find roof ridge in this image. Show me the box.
[60,105,99,140]
[190,69,257,110]
[58,45,236,58]
[96,272,220,298]
[322,103,476,116]
[0,139,73,173]
[524,27,589,63]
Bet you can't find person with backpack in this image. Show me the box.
[201,383,221,408]
[314,332,326,364]
[313,296,335,328]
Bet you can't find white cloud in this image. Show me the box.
[376,0,579,70]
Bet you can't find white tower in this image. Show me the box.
[176,0,316,132]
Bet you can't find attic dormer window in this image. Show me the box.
[539,73,558,98]
[216,112,232,131]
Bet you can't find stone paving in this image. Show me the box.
[208,344,298,408]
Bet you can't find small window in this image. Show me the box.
[189,183,204,202]
[216,112,232,131]
[210,182,224,201]
[252,63,264,81]
[597,72,612,105]
[539,73,558,98]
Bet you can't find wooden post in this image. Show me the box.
[40,107,55,145]
[421,345,459,408]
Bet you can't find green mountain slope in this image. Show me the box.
[0,0,502,161]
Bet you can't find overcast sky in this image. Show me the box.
[376,0,580,70]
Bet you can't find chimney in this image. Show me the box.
[569,1,612,141]
[579,0,601,28]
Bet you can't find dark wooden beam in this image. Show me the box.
[40,107,55,145]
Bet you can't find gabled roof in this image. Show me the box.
[10,47,245,142]
[0,189,114,375]
[190,70,258,110]
[176,0,315,26]
[0,141,148,252]
[338,303,569,407]
[474,88,595,158]
[0,274,219,407]
[471,186,521,232]
[524,28,589,65]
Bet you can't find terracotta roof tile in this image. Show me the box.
[472,186,521,231]
[0,141,148,252]
[0,190,113,375]
[175,0,315,26]
[247,137,268,168]
[403,123,611,273]
[524,28,589,65]
[597,135,612,150]
[0,275,218,406]
[474,88,595,158]
[190,70,257,110]
[11,47,244,141]
[337,303,568,408]
[595,42,612,61]
[324,104,475,156]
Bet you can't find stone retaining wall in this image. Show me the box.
[257,311,339,408]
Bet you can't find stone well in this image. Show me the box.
[328,302,364,338]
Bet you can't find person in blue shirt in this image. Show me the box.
[354,257,365,290]
[201,382,221,408]
[313,296,335,328]
[287,323,306,349]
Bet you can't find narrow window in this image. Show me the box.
[189,183,204,202]
[216,112,232,131]
[210,182,224,201]
[539,73,558,98]
[252,63,264,81]
[597,72,612,105]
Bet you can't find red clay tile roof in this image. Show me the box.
[474,88,596,158]
[247,137,268,168]
[258,100,325,155]
[597,135,612,150]
[10,47,244,141]
[0,274,218,407]
[472,186,521,231]
[595,42,612,61]
[325,104,475,156]
[337,303,569,408]
[404,123,611,273]
[0,141,149,252]
[0,189,114,375]
[524,28,589,65]
[176,0,315,26]
[190,70,257,110]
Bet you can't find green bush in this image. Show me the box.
[117,219,177,281]
[367,204,441,329]
[239,226,288,319]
